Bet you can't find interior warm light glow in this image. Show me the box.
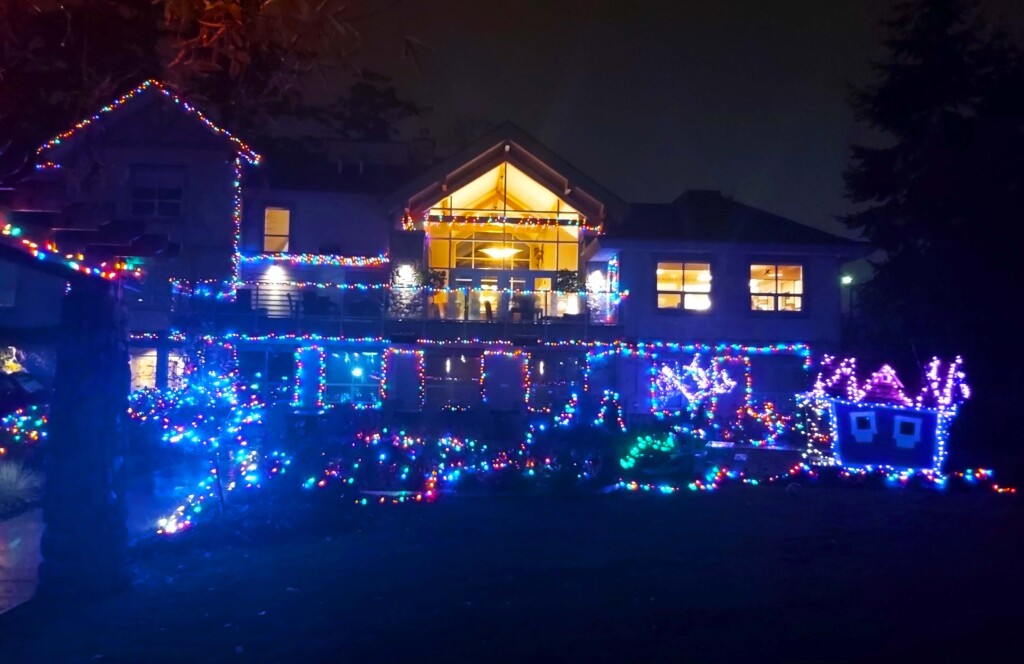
[428,162,581,220]
[480,246,523,259]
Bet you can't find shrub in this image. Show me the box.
[0,460,44,518]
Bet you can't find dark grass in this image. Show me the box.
[1,486,1021,663]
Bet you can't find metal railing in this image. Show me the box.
[386,288,620,325]
[169,286,623,340]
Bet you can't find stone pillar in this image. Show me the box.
[39,279,130,596]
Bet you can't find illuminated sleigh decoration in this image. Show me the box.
[813,357,969,473]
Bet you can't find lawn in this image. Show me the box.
[1,486,1021,663]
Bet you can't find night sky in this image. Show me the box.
[356,0,1024,238]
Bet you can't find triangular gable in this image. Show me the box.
[385,122,627,226]
[35,80,261,166]
[429,162,582,220]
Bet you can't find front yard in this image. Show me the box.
[1,486,1020,662]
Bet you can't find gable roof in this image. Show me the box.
[35,79,261,166]
[382,121,629,224]
[610,190,866,250]
[0,221,137,282]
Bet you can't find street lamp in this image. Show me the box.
[840,274,854,315]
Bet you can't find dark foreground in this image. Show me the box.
[1,487,1021,663]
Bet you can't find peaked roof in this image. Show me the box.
[35,79,261,166]
[611,190,866,249]
[382,121,629,224]
[0,221,138,282]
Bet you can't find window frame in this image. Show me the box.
[324,351,381,406]
[426,221,580,273]
[747,261,806,314]
[262,205,292,254]
[128,164,186,220]
[653,256,715,314]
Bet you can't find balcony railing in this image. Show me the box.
[387,288,621,326]
[168,285,623,341]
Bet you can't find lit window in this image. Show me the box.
[263,207,290,253]
[325,352,380,405]
[656,262,711,310]
[750,264,803,312]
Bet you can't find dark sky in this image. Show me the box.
[357,0,1024,238]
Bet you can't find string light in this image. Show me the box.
[237,254,389,268]
[2,223,142,280]
[423,213,603,233]
[293,346,327,410]
[36,79,261,164]
[381,348,425,408]
[811,356,970,473]
[1,405,48,453]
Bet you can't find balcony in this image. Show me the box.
[385,287,623,342]
[170,285,623,343]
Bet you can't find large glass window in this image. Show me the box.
[325,351,380,405]
[263,207,291,253]
[423,351,482,408]
[656,262,712,310]
[750,264,803,312]
[426,223,579,272]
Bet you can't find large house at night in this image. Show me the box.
[0,81,867,425]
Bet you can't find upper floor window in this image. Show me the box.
[129,165,185,219]
[656,262,711,310]
[750,264,803,312]
[427,224,578,272]
[263,207,291,253]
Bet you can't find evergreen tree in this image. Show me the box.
[842,0,1024,474]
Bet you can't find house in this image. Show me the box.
[9,81,869,429]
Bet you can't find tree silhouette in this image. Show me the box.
[842,0,1024,473]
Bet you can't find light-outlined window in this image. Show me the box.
[325,351,381,405]
[263,207,291,253]
[750,264,803,312]
[129,165,185,219]
[656,262,711,310]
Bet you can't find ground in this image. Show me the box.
[1,486,1021,663]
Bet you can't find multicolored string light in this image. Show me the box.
[36,79,261,164]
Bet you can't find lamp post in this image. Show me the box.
[840,274,854,313]
[840,274,854,351]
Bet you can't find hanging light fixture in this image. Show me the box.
[480,245,523,259]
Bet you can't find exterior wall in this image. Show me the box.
[615,244,844,350]
[34,112,239,283]
[241,189,389,257]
